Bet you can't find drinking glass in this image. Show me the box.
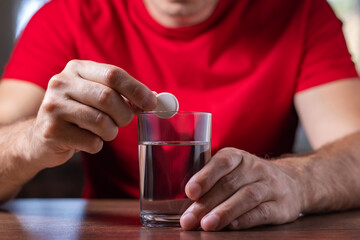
[138,111,212,227]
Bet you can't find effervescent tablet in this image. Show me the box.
[153,92,179,118]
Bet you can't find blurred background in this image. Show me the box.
[0,0,359,198]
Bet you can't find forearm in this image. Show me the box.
[0,118,41,204]
[277,131,360,214]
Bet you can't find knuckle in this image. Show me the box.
[215,149,235,170]
[256,204,271,222]
[217,158,232,171]
[252,160,268,175]
[243,185,263,204]
[218,147,235,155]
[215,147,244,170]
[94,111,109,129]
[220,147,243,155]
[48,74,66,89]
[219,174,239,192]
[38,98,63,139]
[65,59,81,70]
[41,96,60,114]
[41,119,59,139]
[97,87,115,106]
[128,83,143,99]
[215,155,235,172]
[104,67,122,86]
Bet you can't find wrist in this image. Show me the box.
[0,118,45,203]
[273,155,310,214]
[5,118,44,183]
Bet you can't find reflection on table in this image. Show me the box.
[1,199,360,240]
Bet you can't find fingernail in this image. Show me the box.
[201,214,220,231]
[186,181,202,200]
[230,219,238,229]
[180,212,198,230]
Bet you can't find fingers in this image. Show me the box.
[200,182,272,231]
[48,122,104,155]
[181,148,265,230]
[228,202,277,230]
[185,148,265,201]
[185,148,245,200]
[65,60,157,110]
[59,99,119,141]
[63,75,134,127]
[48,59,157,130]
[40,94,117,142]
[181,181,272,231]
[35,109,104,157]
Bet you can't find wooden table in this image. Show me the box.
[0,199,360,240]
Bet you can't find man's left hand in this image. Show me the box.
[180,147,302,231]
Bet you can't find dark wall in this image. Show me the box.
[0,0,20,76]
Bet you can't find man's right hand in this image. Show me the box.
[29,60,157,169]
[0,60,156,203]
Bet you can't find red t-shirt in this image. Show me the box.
[3,0,358,198]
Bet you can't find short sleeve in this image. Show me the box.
[2,0,78,90]
[296,0,359,92]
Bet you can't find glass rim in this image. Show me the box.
[138,111,212,115]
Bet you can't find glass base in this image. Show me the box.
[141,213,181,227]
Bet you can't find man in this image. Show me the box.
[1,0,360,231]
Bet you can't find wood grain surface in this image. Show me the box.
[1,199,360,240]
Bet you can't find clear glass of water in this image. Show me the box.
[138,111,212,227]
